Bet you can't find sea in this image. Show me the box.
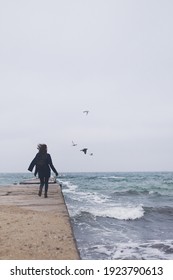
[0,172,173,260]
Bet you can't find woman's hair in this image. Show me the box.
[37,144,47,153]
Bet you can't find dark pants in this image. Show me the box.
[39,177,49,194]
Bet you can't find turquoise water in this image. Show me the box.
[0,173,32,185]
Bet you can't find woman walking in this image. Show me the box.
[28,144,58,198]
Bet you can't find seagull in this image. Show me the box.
[83,110,89,115]
[80,148,88,154]
[72,141,77,146]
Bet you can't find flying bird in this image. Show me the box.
[72,141,77,146]
[83,110,89,115]
[80,148,88,154]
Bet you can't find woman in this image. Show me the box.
[28,144,58,198]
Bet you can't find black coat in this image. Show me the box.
[28,152,58,178]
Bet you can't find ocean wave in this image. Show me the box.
[60,180,78,191]
[86,176,101,180]
[74,205,144,221]
[101,176,126,181]
[61,180,110,204]
[94,205,144,220]
[112,189,162,197]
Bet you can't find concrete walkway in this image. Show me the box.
[0,182,80,260]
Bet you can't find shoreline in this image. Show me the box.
[0,182,80,260]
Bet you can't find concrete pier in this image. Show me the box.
[0,181,80,260]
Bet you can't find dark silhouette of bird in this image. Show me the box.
[83,110,89,115]
[90,153,93,156]
[80,148,88,154]
[72,141,77,146]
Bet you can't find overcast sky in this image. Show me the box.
[0,0,173,173]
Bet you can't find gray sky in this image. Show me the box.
[0,0,173,172]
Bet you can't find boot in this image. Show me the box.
[44,192,48,198]
[38,186,43,196]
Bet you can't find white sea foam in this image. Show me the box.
[59,180,78,192]
[80,191,109,204]
[101,176,125,180]
[76,240,173,260]
[61,179,109,204]
[111,240,173,260]
[91,205,144,220]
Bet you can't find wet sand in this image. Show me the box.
[0,182,80,260]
